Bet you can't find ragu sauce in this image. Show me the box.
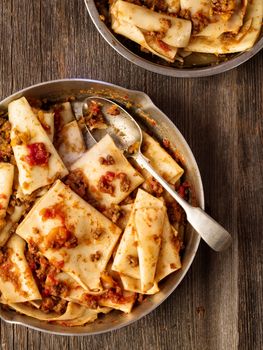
[25,142,50,166]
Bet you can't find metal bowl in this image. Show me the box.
[85,1,263,78]
[0,79,204,335]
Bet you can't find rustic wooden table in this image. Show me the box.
[0,1,262,349]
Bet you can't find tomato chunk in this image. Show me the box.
[25,142,50,166]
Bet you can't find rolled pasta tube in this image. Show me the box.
[111,17,178,62]
[111,0,192,48]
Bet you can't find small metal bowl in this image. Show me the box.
[85,1,263,78]
[0,79,204,335]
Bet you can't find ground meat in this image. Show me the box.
[98,178,115,194]
[25,245,50,284]
[99,154,115,165]
[82,282,133,307]
[36,256,51,282]
[145,18,172,43]
[135,0,168,12]
[221,31,236,42]
[0,247,21,291]
[46,280,69,298]
[0,117,13,163]
[28,240,39,254]
[107,105,120,116]
[65,170,101,208]
[177,181,191,201]
[25,248,38,271]
[159,18,172,33]
[90,251,102,262]
[53,298,68,314]
[40,297,56,313]
[120,188,138,205]
[212,0,235,16]
[191,12,210,35]
[100,288,133,305]
[53,105,63,134]
[40,296,67,314]
[82,294,99,309]
[180,8,210,35]
[26,246,70,300]
[127,255,139,268]
[98,172,115,195]
[45,226,78,250]
[117,172,131,192]
[0,247,9,264]
[92,227,104,240]
[103,204,122,223]
[148,177,163,196]
[65,169,89,199]
[85,101,107,130]
[167,201,186,225]
[64,235,78,249]
[179,8,191,20]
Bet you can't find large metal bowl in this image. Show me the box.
[85,1,263,78]
[0,79,204,335]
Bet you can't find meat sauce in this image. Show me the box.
[85,101,107,130]
[25,244,69,313]
[65,169,89,199]
[25,142,50,167]
[98,171,131,195]
[98,171,116,195]
[82,287,133,309]
[53,106,63,134]
[103,204,123,223]
[0,247,22,292]
[0,116,13,163]
[99,154,115,165]
[45,226,78,250]
[40,203,78,250]
[40,296,67,314]
[116,172,131,192]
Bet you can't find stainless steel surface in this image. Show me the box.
[0,79,204,335]
[83,96,143,152]
[83,97,231,251]
[85,0,263,78]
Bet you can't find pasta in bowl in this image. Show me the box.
[86,0,263,77]
[0,79,203,335]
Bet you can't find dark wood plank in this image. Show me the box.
[236,56,263,350]
[0,0,262,349]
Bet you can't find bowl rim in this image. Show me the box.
[0,78,204,335]
[85,0,263,78]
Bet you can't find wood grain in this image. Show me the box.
[0,1,262,349]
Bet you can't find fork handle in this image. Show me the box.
[135,152,232,252]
